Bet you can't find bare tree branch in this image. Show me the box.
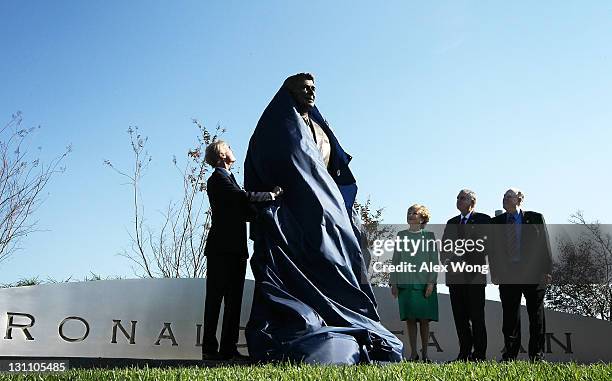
[105,121,223,278]
[545,211,612,320]
[0,112,71,263]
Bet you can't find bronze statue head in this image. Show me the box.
[283,73,316,112]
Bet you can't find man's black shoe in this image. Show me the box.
[529,353,546,362]
[218,350,250,362]
[469,353,487,362]
[202,350,220,361]
[500,354,516,362]
[469,355,486,362]
[232,353,251,362]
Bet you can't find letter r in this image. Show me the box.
[5,312,35,340]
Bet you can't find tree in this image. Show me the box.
[353,197,395,287]
[105,120,224,278]
[545,211,612,321]
[0,112,70,264]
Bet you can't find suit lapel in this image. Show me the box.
[215,167,239,188]
[520,210,529,224]
[229,173,239,187]
[467,212,476,224]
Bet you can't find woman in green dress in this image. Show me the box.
[390,204,439,362]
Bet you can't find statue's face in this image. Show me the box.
[289,79,316,109]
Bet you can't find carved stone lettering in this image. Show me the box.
[195,324,202,347]
[4,312,35,341]
[111,320,137,344]
[546,332,573,354]
[154,322,178,346]
[59,316,90,342]
[428,332,443,352]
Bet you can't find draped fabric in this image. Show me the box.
[244,87,403,364]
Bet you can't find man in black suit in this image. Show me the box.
[489,188,552,362]
[441,189,490,361]
[202,140,281,361]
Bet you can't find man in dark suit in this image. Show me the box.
[489,188,552,362]
[202,140,281,361]
[441,189,490,361]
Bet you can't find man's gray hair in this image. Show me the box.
[460,189,477,206]
[508,187,525,204]
[204,140,227,167]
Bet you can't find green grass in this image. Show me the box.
[1,361,611,380]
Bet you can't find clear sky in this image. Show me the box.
[1,1,611,285]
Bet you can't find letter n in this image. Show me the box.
[111,320,137,344]
[4,312,35,340]
[546,332,573,354]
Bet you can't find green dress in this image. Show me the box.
[390,229,439,321]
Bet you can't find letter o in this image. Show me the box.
[59,316,90,342]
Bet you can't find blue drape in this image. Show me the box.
[244,87,403,364]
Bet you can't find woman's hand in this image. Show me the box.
[391,285,398,299]
[424,283,434,298]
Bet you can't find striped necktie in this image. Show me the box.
[507,214,520,261]
[458,216,467,238]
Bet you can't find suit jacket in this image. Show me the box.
[204,168,258,259]
[489,210,552,287]
[441,212,490,285]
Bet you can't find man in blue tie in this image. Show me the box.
[489,188,552,362]
[442,189,490,361]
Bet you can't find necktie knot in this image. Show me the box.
[460,216,467,225]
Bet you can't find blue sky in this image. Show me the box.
[1,1,611,284]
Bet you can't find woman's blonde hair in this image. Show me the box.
[407,204,431,226]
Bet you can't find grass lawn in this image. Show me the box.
[1,361,611,380]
